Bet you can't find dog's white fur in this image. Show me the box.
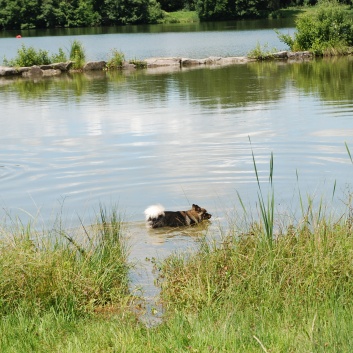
[144,204,165,220]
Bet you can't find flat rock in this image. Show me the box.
[287,51,312,59]
[122,62,136,70]
[83,61,107,71]
[145,57,181,67]
[0,66,19,76]
[205,56,223,64]
[181,58,206,66]
[273,51,288,59]
[52,61,73,71]
[22,66,43,77]
[17,67,30,73]
[39,63,72,71]
[39,64,55,70]
[42,69,61,76]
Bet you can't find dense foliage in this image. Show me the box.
[277,0,353,54]
[196,0,276,21]
[0,0,352,29]
[0,0,164,29]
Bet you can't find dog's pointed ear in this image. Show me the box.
[192,204,201,211]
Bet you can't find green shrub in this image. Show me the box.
[2,45,68,67]
[248,42,276,60]
[277,0,353,55]
[50,48,68,63]
[3,44,51,67]
[69,40,86,70]
[106,49,125,70]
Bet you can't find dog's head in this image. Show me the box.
[192,204,212,221]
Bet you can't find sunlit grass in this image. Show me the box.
[161,10,199,24]
[0,205,130,317]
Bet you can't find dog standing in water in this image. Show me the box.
[144,204,212,229]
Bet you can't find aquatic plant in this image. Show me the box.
[247,42,277,60]
[106,49,125,69]
[69,40,86,70]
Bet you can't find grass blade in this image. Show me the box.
[345,142,353,164]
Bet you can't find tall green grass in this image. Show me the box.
[106,49,125,70]
[247,42,277,60]
[156,202,353,350]
[69,40,86,70]
[0,205,130,317]
[154,144,353,351]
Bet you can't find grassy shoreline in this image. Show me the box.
[1,188,353,351]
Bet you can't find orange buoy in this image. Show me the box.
[16,35,22,38]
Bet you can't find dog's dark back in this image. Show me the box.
[145,204,211,229]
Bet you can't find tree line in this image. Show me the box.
[0,0,352,30]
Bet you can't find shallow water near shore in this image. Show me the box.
[127,219,217,325]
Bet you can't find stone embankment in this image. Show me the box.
[0,51,312,78]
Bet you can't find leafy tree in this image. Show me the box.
[196,0,275,21]
[37,0,60,28]
[0,0,161,29]
[98,0,162,25]
[158,0,197,11]
[196,0,229,21]
[0,0,33,29]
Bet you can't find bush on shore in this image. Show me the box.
[2,45,68,67]
[277,0,353,55]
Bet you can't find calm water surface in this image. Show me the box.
[1,23,353,306]
[1,59,352,224]
[0,19,295,61]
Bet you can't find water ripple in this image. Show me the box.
[0,162,27,181]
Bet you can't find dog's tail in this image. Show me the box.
[144,204,165,228]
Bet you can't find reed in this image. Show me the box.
[154,146,353,351]
[251,141,274,246]
[106,49,125,69]
[69,40,86,70]
[155,195,353,350]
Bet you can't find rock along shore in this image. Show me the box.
[0,51,312,78]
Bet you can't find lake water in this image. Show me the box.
[1,21,353,314]
[0,18,295,61]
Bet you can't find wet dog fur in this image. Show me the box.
[144,204,212,229]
